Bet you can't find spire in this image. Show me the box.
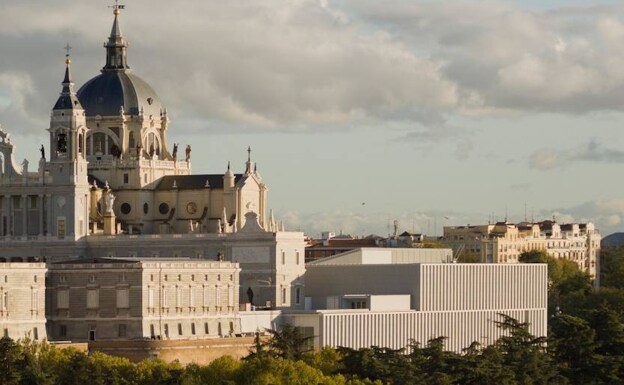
[245,146,254,174]
[103,2,129,72]
[225,161,233,177]
[53,47,83,111]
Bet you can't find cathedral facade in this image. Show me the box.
[0,5,305,310]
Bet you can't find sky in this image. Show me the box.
[1,0,624,238]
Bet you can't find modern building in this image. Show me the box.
[0,5,306,308]
[0,262,47,341]
[298,249,547,353]
[443,220,601,277]
[242,248,548,353]
[46,258,240,341]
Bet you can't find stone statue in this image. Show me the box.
[185,144,191,161]
[136,143,142,158]
[246,287,254,305]
[172,143,178,160]
[104,192,115,214]
[149,144,155,158]
[40,145,45,160]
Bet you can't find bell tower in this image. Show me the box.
[48,51,88,184]
[47,51,91,240]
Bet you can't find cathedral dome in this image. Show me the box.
[77,71,163,118]
[77,5,163,118]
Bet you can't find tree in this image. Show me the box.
[494,314,566,385]
[0,337,23,385]
[262,324,314,361]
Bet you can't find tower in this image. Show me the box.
[47,53,90,240]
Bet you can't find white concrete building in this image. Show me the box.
[279,248,548,353]
[0,263,47,341]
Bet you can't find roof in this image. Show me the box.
[155,174,242,190]
[308,247,454,266]
[77,71,163,117]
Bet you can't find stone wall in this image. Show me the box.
[89,336,255,365]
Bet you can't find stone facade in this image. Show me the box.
[0,263,47,341]
[46,258,240,341]
[443,220,601,277]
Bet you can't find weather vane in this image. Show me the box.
[109,0,125,14]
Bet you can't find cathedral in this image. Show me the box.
[0,5,305,309]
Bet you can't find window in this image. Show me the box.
[86,289,99,309]
[178,323,183,335]
[59,325,67,338]
[123,173,129,184]
[89,274,96,283]
[176,286,182,308]
[57,218,66,239]
[143,203,149,214]
[33,275,37,283]
[120,203,131,215]
[118,324,127,337]
[57,290,69,309]
[148,288,155,308]
[191,323,196,335]
[150,324,155,338]
[228,286,234,308]
[295,287,301,305]
[281,287,287,305]
[1,291,8,310]
[296,251,300,265]
[204,322,209,334]
[281,251,286,264]
[164,324,169,338]
[229,322,234,334]
[31,289,38,312]
[117,288,129,309]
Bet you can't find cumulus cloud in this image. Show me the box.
[529,139,624,170]
[2,0,624,140]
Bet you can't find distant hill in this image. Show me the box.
[602,232,624,248]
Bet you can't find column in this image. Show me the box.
[46,194,52,238]
[4,195,11,236]
[21,195,27,236]
[38,194,44,236]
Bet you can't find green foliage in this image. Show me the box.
[600,248,624,289]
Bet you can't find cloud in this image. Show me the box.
[529,139,624,170]
[2,1,624,142]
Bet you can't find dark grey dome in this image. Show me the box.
[77,71,163,118]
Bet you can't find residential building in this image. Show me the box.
[443,220,601,277]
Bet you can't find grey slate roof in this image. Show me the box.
[155,174,243,191]
[77,71,162,117]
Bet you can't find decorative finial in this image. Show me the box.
[64,43,72,64]
[109,0,125,15]
[247,146,251,161]
[227,161,231,171]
